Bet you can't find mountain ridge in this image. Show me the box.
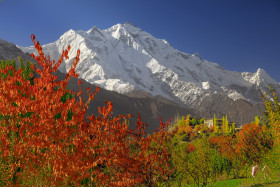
[13,23,279,126]
[17,23,279,109]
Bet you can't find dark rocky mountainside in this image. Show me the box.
[0,39,34,64]
[65,73,199,133]
[197,93,265,125]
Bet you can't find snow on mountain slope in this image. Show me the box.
[242,68,278,87]
[17,23,280,107]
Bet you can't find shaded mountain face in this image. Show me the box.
[196,93,265,125]
[64,74,199,133]
[0,39,34,64]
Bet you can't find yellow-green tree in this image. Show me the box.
[261,88,280,171]
[255,116,260,125]
[223,115,229,134]
[261,88,280,125]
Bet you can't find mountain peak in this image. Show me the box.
[109,22,142,32]
[88,26,98,32]
[192,52,203,61]
[18,23,280,107]
[255,68,277,85]
[256,68,267,76]
[59,29,77,40]
[124,22,138,28]
[65,29,76,35]
[242,68,278,87]
[87,26,104,37]
[104,23,144,41]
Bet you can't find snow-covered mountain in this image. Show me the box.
[17,22,280,108]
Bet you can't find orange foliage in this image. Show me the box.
[177,123,194,141]
[209,123,274,165]
[186,143,196,153]
[184,124,193,134]
[127,115,173,185]
[238,123,273,163]
[0,35,172,186]
[178,123,193,134]
[194,125,201,133]
[209,125,215,133]
[208,135,240,162]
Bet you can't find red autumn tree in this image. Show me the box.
[208,135,244,178]
[0,34,102,185]
[208,135,239,162]
[0,35,173,186]
[127,114,173,186]
[237,123,273,164]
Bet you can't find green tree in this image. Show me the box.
[255,115,260,125]
[261,88,280,172]
[210,149,232,181]
[18,57,35,82]
[213,115,220,134]
[0,59,16,78]
[224,115,229,134]
[261,88,280,125]
[231,123,236,134]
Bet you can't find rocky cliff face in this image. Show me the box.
[0,39,34,63]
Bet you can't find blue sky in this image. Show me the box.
[0,0,280,81]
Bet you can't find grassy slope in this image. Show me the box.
[170,171,280,187]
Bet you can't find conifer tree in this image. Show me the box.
[213,114,219,134]
[255,116,260,125]
[232,123,235,134]
[224,115,229,134]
